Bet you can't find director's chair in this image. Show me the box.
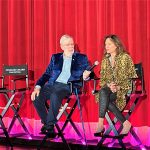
[92,63,146,149]
[38,80,87,150]
[0,64,31,140]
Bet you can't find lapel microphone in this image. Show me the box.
[88,61,99,71]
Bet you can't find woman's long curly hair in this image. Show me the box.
[104,34,127,57]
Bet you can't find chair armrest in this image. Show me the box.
[91,77,100,81]
[0,76,4,88]
[92,90,99,95]
[11,76,28,91]
[91,77,100,95]
[68,79,83,94]
[11,76,27,81]
[129,77,146,94]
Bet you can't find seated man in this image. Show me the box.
[31,34,91,135]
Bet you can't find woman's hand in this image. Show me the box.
[108,82,120,93]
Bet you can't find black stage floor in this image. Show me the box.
[0,133,149,150]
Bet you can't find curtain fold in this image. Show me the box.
[0,0,149,126]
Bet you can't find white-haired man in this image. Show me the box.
[31,34,91,137]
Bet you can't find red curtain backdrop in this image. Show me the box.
[0,0,150,127]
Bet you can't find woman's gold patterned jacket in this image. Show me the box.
[96,52,137,110]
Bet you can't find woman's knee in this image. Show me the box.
[99,86,110,97]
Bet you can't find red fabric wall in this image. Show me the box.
[0,0,150,126]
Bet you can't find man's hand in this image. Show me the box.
[31,87,40,101]
[83,70,91,80]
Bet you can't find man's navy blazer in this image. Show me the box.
[36,52,90,87]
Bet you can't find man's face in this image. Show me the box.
[61,38,74,54]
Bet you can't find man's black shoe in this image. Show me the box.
[40,124,47,134]
[46,126,56,138]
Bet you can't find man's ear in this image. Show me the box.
[60,45,64,51]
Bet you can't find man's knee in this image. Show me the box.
[32,95,44,106]
[50,92,64,107]
[50,93,58,101]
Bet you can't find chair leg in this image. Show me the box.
[75,88,87,146]
[105,112,119,136]
[55,124,71,150]
[96,93,145,149]
[38,133,50,149]
[130,127,142,145]
[38,123,71,150]
[0,93,14,147]
[61,100,83,140]
[39,94,85,149]
[69,119,83,139]
[8,107,30,136]
[96,137,105,150]
[118,138,126,149]
[8,93,31,137]
[61,110,83,139]
[61,100,78,132]
[96,112,127,149]
[0,117,13,147]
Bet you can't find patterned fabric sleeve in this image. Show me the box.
[99,58,108,87]
[116,54,137,91]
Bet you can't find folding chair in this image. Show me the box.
[38,80,87,150]
[92,63,146,149]
[0,64,31,139]
[0,77,13,147]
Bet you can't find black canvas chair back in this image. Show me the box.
[92,63,146,149]
[0,64,31,146]
[3,65,28,75]
[1,64,29,90]
[133,63,145,94]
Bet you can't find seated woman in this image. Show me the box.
[95,34,137,135]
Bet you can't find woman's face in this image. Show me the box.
[105,38,117,55]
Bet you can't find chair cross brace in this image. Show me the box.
[38,87,85,150]
[96,93,145,149]
[6,91,31,137]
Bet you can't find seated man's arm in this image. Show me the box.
[31,55,55,101]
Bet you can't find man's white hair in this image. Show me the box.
[60,34,73,45]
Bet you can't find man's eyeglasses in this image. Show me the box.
[63,43,74,47]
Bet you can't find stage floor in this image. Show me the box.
[0,132,148,150]
[1,118,150,149]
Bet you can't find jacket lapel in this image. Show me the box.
[58,53,63,71]
[71,52,77,72]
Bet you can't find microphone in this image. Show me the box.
[88,61,99,71]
